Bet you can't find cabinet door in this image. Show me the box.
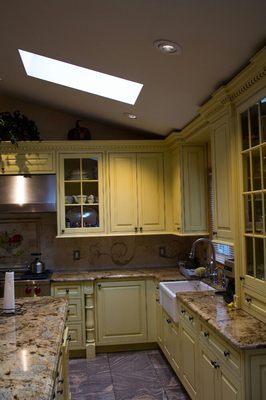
[198,343,218,400]
[211,116,234,242]
[109,153,138,232]
[180,322,197,399]
[249,354,266,400]
[137,153,165,231]
[162,312,172,358]
[170,322,181,375]
[220,367,241,400]
[96,280,147,345]
[58,153,104,235]
[182,145,207,233]
[156,301,163,346]
[171,147,181,232]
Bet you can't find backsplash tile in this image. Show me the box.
[0,213,203,271]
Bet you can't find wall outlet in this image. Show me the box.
[73,250,80,260]
[159,246,166,257]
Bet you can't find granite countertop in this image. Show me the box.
[0,297,68,400]
[177,291,266,350]
[51,267,186,282]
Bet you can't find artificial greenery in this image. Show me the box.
[0,110,40,144]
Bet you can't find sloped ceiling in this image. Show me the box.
[0,0,265,136]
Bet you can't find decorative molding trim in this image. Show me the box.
[228,66,266,103]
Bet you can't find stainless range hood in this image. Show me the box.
[0,175,56,213]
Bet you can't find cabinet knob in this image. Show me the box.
[189,316,194,322]
[134,227,138,233]
[211,360,220,369]
[65,288,69,294]
[166,319,172,324]
[239,276,245,281]
[212,231,217,235]
[139,227,143,233]
[97,283,102,290]
[224,351,230,357]
[67,335,71,342]
[204,331,209,338]
[61,229,65,234]
[246,297,252,303]
[57,389,63,394]
[181,309,186,314]
[58,379,64,384]
[156,299,159,302]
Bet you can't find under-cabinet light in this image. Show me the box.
[18,49,143,105]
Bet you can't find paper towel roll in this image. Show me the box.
[3,271,15,313]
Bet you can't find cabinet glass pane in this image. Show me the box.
[243,152,251,191]
[260,99,266,143]
[241,110,249,150]
[263,146,266,189]
[250,104,260,147]
[254,193,263,234]
[64,182,81,204]
[82,158,98,180]
[64,159,80,180]
[244,194,253,233]
[254,237,265,280]
[82,182,99,204]
[65,206,82,228]
[83,206,99,228]
[252,148,262,190]
[246,237,254,277]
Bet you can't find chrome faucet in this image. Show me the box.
[189,238,217,280]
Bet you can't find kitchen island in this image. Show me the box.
[0,296,69,400]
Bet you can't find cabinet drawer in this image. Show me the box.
[180,304,197,332]
[67,299,82,322]
[243,288,266,320]
[200,322,241,377]
[53,284,82,298]
[67,323,84,349]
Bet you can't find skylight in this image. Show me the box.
[18,49,143,105]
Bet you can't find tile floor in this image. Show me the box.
[69,349,190,400]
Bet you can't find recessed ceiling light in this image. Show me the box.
[18,49,143,105]
[123,113,137,119]
[153,40,182,55]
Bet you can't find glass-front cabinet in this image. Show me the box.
[240,96,266,297]
[58,153,104,235]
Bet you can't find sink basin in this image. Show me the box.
[159,280,215,322]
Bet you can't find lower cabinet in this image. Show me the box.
[53,326,71,400]
[161,310,181,376]
[96,280,148,345]
[180,321,197,400]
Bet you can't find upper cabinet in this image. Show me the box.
[170,145,208,235]
[238,95,266,320]
[0,151,55,174]
[57,152,105,236]
[109,152,165,234]
[211,113,234,244]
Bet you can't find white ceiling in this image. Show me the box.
[0,0,265,136]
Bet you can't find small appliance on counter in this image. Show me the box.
[28,253,45,274]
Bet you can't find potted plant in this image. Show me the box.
[0,110,40,145]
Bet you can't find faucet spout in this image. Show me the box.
[189,238,217,275]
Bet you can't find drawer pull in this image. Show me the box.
[57,389,63,394]
[67,335,72,342]
[211,360,220,369]
[156,299,159,302]
[181,309,186,314]
[139,227,143,233]
[204,331,209,338]
[134,227,138,233]
[189,316,194,322]
[246,297,252,303]
[240,276,245,281]
[97,283,102,290]
[166,319,172,324]
[58,379,64,384]
[65,289,69,294]
[224,351,230,357]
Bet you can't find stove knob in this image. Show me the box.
[25,287,32,295]
[34,286,41,295]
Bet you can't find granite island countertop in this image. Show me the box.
[0,297,68,400]
[51,267,186,282]
[177,291,266,350]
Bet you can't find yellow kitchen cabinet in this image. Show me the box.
[211,112,234,244]
[161,311,181,377]
[0,151,55,174]
[51,282,96,358]
[180,320,198,400]
[108,152,165,233]
[170,144,208,235]
[96,280,148,345]
[53,326,71,400]
[198,341,241,400]
[57,152,105,237]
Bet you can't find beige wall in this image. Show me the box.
[0,93,160,141]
